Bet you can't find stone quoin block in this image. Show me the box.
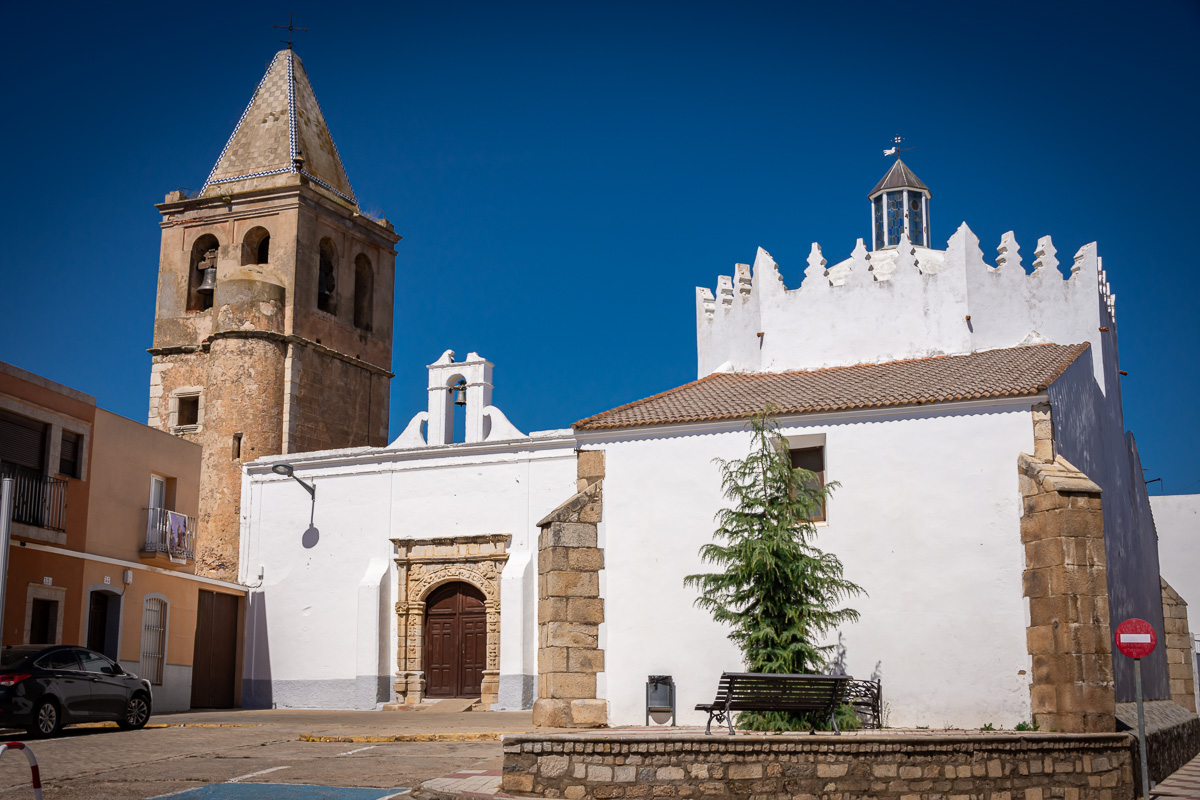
[568,648,605,673]
[570,699,608,726]
[544,622,599,649]
[544,671,597,699]
[568,547,605,571]
[540,523,598,549]
[567,598,605,624]
[544,571,600,598]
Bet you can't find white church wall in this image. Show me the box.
[697,228,1113,391]
[1151,494,1200,608]
[239,435,577,710]
[582,399,1038,729]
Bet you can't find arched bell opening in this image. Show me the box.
[187,234,220,312]
[317,238,337,315]
[242,226,271,266]
[353,254,373,331]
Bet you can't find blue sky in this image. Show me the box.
[2,1,1197,493]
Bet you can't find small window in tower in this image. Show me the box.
[354,254,373,331]
[318,238,337,314]
[175,395,199,429]
[886,191,905,246]
[231,432,243,460]
[187,234,219,312]
[908,195,925,247]
[873,196,884,249]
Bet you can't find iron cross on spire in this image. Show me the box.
[883,136,917,158]
[273,13,308,49]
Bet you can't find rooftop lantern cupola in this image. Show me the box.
[869,159,931,250]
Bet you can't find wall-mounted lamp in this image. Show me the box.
[272,462,316,498]
[451,379,468,407]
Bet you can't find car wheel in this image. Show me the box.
[118,693,150,730]
[27,698,61,738]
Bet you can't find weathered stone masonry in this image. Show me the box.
[1019,450,1115,734]
[501,732,1135,799]
[1161,579,1196,713]
[532,450,607,728]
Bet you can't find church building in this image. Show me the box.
[238,126,1192,734]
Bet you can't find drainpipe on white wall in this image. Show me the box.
[0,477,14,642]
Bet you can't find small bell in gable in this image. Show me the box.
[452,379,467,407]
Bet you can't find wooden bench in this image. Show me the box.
[695,672,850,735]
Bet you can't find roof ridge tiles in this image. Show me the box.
[573,343,1089,431]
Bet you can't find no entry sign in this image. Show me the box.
[1115,618,1157,659]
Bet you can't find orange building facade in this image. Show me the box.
[0,361,246,712]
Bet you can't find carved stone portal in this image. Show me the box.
[392,534,508,706]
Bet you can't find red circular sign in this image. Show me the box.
[1115,618,1158,659]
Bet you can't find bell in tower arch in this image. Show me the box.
[197,248,218,295]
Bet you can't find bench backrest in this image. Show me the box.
[713,672,848,712]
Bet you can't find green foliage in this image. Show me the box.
[980,722,996,731]
[734,703,863,733]
[1014,718,1040,732]
[684,408,864,731]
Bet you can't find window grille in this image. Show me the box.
[140,597,167,685]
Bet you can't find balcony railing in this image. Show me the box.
[0,462,67,532]
[144,507,196,562]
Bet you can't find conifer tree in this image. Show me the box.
[684,408,864,730]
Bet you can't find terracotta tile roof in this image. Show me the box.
[574,343,1089,431]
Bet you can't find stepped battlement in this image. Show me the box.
[695,224,1117,391]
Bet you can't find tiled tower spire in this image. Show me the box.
[199,49,357,207]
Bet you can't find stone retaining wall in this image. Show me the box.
[1116,699,1200,786]
[502,733,1135,799]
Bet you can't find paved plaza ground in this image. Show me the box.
[0,709,1197,799]
[0,708,536,800]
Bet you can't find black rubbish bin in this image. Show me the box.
[646,675,676,726]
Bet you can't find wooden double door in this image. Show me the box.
[191,590,239,708]
[423,582,487,698]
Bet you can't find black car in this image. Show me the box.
[0,645,152,737]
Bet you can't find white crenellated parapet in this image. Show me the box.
[695,223,1115,392]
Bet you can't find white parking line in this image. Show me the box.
[336,745,379,756]
[378,791,412,799]
[228,765,291,783]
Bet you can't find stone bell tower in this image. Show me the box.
[148,48,401,581]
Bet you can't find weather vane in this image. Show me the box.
[883,135,916,157]
[274,13,308,49]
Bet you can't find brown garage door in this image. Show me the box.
[423,582,487,698]
[191,590,239,708]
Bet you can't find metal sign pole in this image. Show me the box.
[0,477,14,644]
[1134,657,1150,799]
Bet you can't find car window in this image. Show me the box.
[0,649,37,669]
[77,651,120,675]
[35,650,81,671]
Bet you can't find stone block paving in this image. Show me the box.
[422,769,504,799]
[1154,751,1200,798]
